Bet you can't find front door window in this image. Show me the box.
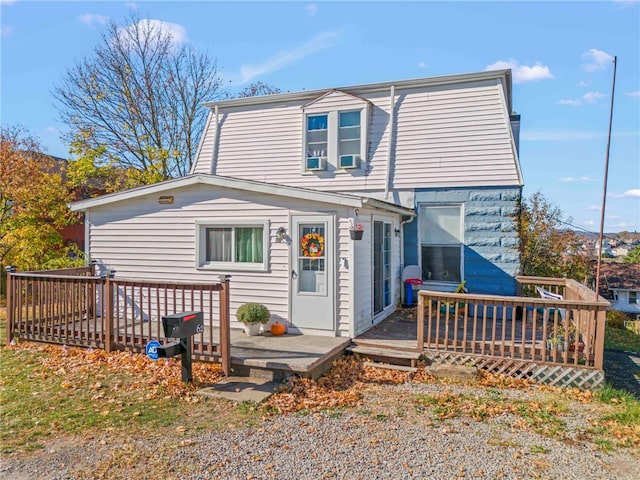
[298,223,326,295]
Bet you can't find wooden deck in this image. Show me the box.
[354,277,609,389]
[6,269,609,388]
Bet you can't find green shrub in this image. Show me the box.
[606,310,629,330]
[236,303,270,324]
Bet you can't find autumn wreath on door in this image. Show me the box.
[300,232,324,257]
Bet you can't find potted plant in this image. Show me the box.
[546,323,581,353]
[236,303,270,336]
[349,220,364,240]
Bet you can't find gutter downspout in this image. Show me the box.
[399,213,416,304]
[384,85,395,200]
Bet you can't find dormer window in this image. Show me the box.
[306,115,328,171]
[302,90,369,173]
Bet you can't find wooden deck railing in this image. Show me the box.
[5,268,231,375]
[417,276,608,370]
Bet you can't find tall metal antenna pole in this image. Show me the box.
[594,55,617,300]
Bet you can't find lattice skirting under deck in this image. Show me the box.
[423,349,605,390]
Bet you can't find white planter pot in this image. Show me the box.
[243,323,262,336]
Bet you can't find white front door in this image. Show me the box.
[290,215,335,331]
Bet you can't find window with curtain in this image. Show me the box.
[197,220,268,271]
[419,205,462,283]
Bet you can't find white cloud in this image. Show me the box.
[582,91,605,103]
[611,221,637,229]
[558,99,582,107]
[587,206,602,211]
[558,91,605,107]
[0,25,14,37]
[118,19,188,49]
[523,130,638,141]
[582,49,614,72]
[522,130,600,141]
[610,189,640,199]
[576,80,590,88]
[126,2,139,9]
[305,4,318,16]
[237,31,341,84]
[582,220,596,227]
[559,176,592,183]
[612,0,639,7]
[625,90,640,97]
[485,59,553,83]
[0,0,17,5]
[79,13,109,27]
[44,126,60,134]
[417,61,427,69]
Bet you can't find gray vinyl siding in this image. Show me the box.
[392,83,518,188]
[86,183,356,332]
[195,78,520,191]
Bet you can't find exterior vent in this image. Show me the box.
[338,155,359,169]
[306,157,325,171]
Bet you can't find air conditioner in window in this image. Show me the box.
[338,154,360,169]
[306,157,325,171]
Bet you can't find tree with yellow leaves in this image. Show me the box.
[0,126,80,273]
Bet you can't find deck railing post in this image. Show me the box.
[5,266,17,345]
[593,306,606,370]
[104,276,114,352]
[417,291,425,351]
[218,275,231,376]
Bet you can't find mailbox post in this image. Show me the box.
[157,311,204,383]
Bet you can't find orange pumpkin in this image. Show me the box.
[270,322,286,336]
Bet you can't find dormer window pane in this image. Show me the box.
[339,111,361,158]
[306,114,328,159]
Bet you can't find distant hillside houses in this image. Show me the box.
[574,232,640,260]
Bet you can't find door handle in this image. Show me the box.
[291,269,297,279]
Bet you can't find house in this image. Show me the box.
[596,263,640,319]
[70,69,522,337]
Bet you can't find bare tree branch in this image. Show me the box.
[54,15,224,180]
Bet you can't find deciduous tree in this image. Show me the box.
[54,15,223,181]
[623,245,640,264]
[517,192,590,281]
[0,126,79,271]
[236,81,282,98]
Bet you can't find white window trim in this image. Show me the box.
[418,203,465,286]
[195,219,269,272]
[301,106,369,173]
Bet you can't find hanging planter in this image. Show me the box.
[348,218,365,240]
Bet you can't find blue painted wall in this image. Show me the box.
[404,186,521,296]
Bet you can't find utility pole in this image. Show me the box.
[594,56,617,299]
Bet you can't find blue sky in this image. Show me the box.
[2,0,639,232]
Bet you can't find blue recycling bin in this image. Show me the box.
[404,278,423,306]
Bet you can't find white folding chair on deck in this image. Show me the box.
[536,286,566,324]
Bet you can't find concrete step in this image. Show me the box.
[347,344,422,367]
[363,361,417,373]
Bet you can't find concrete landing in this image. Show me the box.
[197,376,279,403]
[229,331,351,381]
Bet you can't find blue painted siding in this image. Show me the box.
[403,186,521,296]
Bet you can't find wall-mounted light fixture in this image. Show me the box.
[276,226,287,242]
[394,227,401,237]
[158,195,174,205]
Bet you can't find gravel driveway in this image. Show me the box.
[3,379,639,480]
